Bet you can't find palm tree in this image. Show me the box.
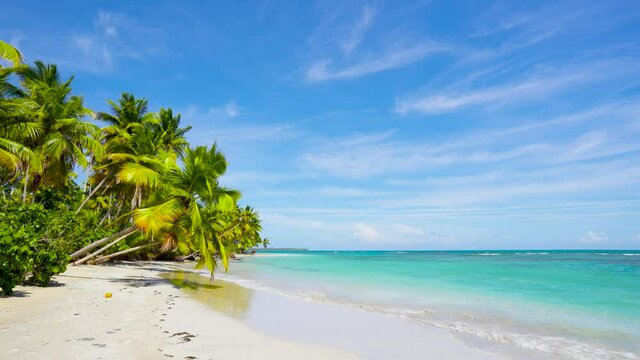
[77,93,156,213]
[131,145,240,275]
[0,41,41,196]
[218,206,264,254]
[0,40,23,72]
[15,61,98,196]
[97,93,151,135]
[149,108,192,157]
[73,145,240,278]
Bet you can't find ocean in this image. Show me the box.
[219,250,640,360]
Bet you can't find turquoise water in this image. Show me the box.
[221,250,640,360]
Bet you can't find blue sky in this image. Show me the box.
[3,1,640,249]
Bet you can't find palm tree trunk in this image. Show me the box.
[75,177,108,214]
[69,226,138,259]
[22,163,29,203]
[73,230,139,266]
[131,185,140,210]
[98,208,111,227]
[114,193,125,219]
[91,242,161,264]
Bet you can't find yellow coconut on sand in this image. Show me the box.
[105,292,112,298]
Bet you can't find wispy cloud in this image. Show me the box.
[224,101,240,118]
[180,104,297,145]
[307,41,446,82]
[353,222,380,242]
[470,13,534,38]
[394,61,628,114]
[65,11,163,73]
[578,231,609,244]
[340,5,376,53]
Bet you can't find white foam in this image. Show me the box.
[253,253,305,257]
[425,320,639,360]
[215,272,639,360]
[623,253,640,256]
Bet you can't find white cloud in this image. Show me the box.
[318,186,397,198]
[307,41,447,82]
[63,11,162,73]
[471,13,533,37]
[392,224,424,237]
[353,222,380,242]
[72,34,113,70]
[96,11,119,37]
[224,101,240,118]
[180,104,297,145]
[578,231,609,244]
[394,60,639,114]
[262,213,327,230]
[340,5,376,53]
[395,71,590,114]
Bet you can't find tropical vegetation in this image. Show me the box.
[0,40,266,295]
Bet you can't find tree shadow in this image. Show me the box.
[0,289,31,298]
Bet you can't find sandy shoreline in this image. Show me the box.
[1,262,508,359]
[0,262,358,360]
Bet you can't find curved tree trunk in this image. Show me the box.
[76,177,108,214]
[22,163,29,203]
[70,226,138,260]
[91,242,161,264]
[73,230,139,266]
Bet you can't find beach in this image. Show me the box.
[0,263,358,360]
[1,262,506,360]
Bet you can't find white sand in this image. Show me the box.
[1,262,510,359]
[0,263,358,360]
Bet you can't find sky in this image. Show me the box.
[3,0,640,250]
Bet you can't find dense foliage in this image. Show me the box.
[0,40,266,295]
[0,199,70,294]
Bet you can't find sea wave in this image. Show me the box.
[252,253,306,257]
[425,320,639,360]
[476,252,500,256]
[623,253,640,256]
[216,272,638,360]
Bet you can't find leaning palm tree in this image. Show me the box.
[130,145,240,275]
[73,144,240,279]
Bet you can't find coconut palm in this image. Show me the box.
[218,206,264,254]
[97,93,151,136]
[74,144,240,278]
[0,42,41,195]
[15,61,99,195]
[149,108,192,157]
[0,40,23,73]
[130,145,240,274]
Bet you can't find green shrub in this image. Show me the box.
[0,225,33,295]
[0,199,71,295]
[25,240,68,287]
